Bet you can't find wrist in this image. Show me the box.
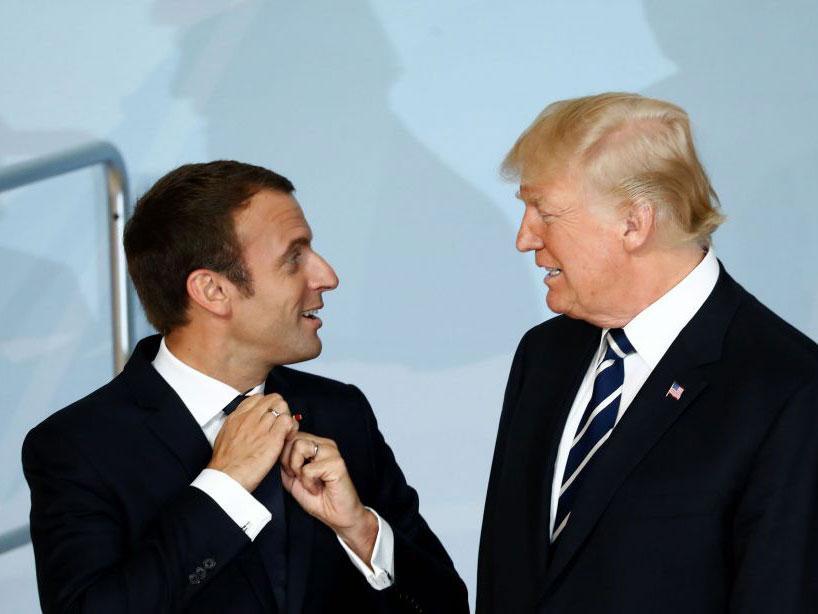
[206,462,254,492]
[336,507,379,565]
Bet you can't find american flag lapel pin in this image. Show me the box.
[666,381,685,400]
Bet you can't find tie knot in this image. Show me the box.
[606,328,635,358]
[222,394,247,416]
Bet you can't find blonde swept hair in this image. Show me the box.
[502,92,725,247]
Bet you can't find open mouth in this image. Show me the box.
[544,267,562,278]
[302,308,321,320]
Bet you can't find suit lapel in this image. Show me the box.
[541,346,708,594]
[126,337,322,611]
[489,319,599,606]
[533,325,600,579]
[541,266,742,597]
[124,336,212,480]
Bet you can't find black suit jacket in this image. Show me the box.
[23,335,468,613]
[477,266,818,613]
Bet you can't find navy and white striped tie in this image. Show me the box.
[552,328,635,541]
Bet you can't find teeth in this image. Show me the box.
[545,267,562,277]
[302,309,319,317]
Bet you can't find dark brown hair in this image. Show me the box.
[124,160,294,335]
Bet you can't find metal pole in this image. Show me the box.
[0,140,131,372]
[0,141,131,554]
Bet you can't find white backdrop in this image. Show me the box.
[2,1,817,611]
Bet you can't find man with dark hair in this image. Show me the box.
[23,161,468,613]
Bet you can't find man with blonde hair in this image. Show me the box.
[477,93,818,613]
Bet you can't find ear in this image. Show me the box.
[622,199,655,252]
[186,269,232,318]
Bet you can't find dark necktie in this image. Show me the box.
[552,328,636,541]
[221,393,288,612]
[222,393,246,416]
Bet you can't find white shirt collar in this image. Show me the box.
[151,337,265,427]
[621,248,720,368]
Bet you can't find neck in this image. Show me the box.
[596,244,706,329]
[164,325,269,392]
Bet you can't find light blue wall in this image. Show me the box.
[2,1,817,610]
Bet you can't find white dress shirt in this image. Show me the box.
[152,338,395,589]
[549,249,720,537]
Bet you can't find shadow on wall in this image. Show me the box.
[0,118,91,166]
[642,0,818,339]
[0,246,106,523]
[147,0,539,369]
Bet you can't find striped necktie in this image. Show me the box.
[552,328,635,541]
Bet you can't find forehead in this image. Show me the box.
[518,172,577,207]
[234,189,311,249]
[518,169,621,226]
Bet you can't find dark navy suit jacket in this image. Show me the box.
[23,335,468,613]
[477,265,818,613]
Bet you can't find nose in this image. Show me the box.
[310,251,339,292]
[516,205,544,253]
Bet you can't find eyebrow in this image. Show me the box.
[278,235,312,262]
[515,190,543,207]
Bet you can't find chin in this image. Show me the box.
[281,341,322,366]
[546,294,581,320]
[545,294,566,315]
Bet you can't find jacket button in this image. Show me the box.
[203,558,216,570]
[189,573,201,585]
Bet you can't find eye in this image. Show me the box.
[287,250,302,265]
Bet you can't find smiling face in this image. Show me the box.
[515,168,632,326]
[228,189,338,366]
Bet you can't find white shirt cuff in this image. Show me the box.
[336,507,395,590]
[191,468,272,541]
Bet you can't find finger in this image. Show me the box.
[261,396,290,418]
[286,439,310,478]
[258,407,279,432]
[281,416,300,440]
[288,438,323,478]
[263,393,284,405]
[311,435,339,451]
[228,393,267,416]
[280,432,309,476]
[252,395,287,428]
[280,435,298,477]
[299,461,324,495]
[280,466,294,493]
[258,402,290,427]
[267,414,296,454]
[285,431,337,449]
[281,431,327,475]
[301,457,345,494]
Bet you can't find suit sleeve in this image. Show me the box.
[476,331,528,614]
[729,377,818,613]
[22,422,250,614]
[348,385,469,614]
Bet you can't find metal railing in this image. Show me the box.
[0,141,131,555]
[0,141,131,371]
